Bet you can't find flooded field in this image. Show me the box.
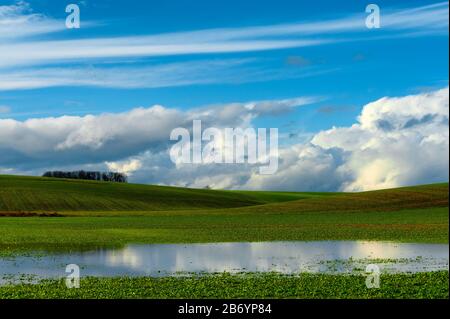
[1,241,448,285]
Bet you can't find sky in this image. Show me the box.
[0,0,448,191]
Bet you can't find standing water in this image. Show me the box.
[0,241,448,284]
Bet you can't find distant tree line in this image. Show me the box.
[42,171,128,183]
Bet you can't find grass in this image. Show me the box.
[0,207,448,255]
[0,176,448,254]
[0,272,447,299]
[1,175,447,215]
[0,175,448,299]
[0,175,316,213]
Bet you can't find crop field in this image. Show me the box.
[0,206,448,255]
[1,272,448,299]
[0,175,447,215]
[0,175,448,299]
[0,175,448,254]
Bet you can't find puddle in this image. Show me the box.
[0,241,448,285]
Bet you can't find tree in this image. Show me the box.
[42,171,128,183]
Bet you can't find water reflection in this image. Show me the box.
[0,241,448,284]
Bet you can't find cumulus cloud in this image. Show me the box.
[0,96,317,170]
[247,87,449,191]
[128,87,449,192]
[242,144,348,191]
[0,88,448,191]
[106,159,142,176]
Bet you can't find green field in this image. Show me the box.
[0,207,448,255]
[0,175,448,254]
[0,175,447,215]
[0,175,448,299]
[0,175,308,212]
[1,272,448,299]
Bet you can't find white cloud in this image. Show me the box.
[249,87,449,191]
[242,144,347,191]
[313,87,449,191]
[0,2,447,71]
[0,38,317,69]
[0,96,318,169]
[1,88,447,192]
[0,2,446,92]
[129,87,449,191]
[0,59,332,91]
[106,159,142,176]
[0,1,64,40]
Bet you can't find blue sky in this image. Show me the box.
[1,0,448,131]
[0,0,448,191]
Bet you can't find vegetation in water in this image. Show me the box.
[0,272,447,299]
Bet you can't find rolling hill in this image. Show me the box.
[0,175,448,251]
[0,174,447,215]
[0,175,315,213]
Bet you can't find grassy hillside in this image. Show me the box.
[0,175,448,253]
[0,175,315,213]
[0,175,447,215]
[236,183,449,215]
